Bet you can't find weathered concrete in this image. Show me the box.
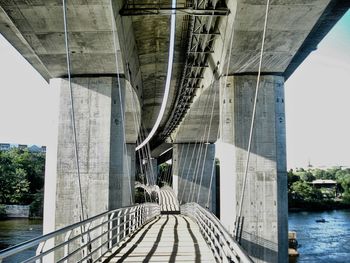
[219,75,288,263]
[172,143,216,212]
[43,76,137,232]
[170,83,219,143]
[0,1,346,146]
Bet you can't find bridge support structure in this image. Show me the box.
[172,143,216,212]
[44,76,137,234]
[219,74,288,262]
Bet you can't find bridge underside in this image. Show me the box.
[0,0,349,262]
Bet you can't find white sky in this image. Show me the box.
[285,10,350,168]
[0,11,349,169]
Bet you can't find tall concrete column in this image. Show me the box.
[44,77,137,233]
[172,143,216,212]
[219,75,288,263]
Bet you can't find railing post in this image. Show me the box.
[124,209,128,238]
[132,207,136,232]
[35,240,46,263]
[82,222,92,263]
[98,216,106,259]
[63,230,73,263]
[108,212,115,250]
[116,210,122,244]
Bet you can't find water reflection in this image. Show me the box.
[289,210,350,263]
[0,219,42,262]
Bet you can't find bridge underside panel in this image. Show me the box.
[219,75,288,263]
[172,143,216,213]
[44,77,136,234]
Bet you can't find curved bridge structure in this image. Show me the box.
[0,0,349,262]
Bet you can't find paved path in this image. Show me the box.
[159,186,180,213]
[102,215,216,262]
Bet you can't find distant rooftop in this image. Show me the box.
[311,179,337,185]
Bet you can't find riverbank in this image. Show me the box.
[0,204,43,220]
[289,199,350,212]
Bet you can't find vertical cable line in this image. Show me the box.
[237,0,271,223]
[62,0,85,221]
[179,88,207,204]
[130,90,149,202]
[197,83,217,203]
[109,0,133,204]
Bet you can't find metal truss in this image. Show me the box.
[161,0,226,139]
[120,1,229,16]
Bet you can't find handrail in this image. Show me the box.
[181,202,253,263]
[0,203,160,263]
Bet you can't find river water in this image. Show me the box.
[289,209,350,263]
[1,211,350,262]
[0,218,42,262]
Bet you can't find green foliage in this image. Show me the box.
[30,190,44,217]
[297,171,315,182]
[288,169,300,187]
[0,148,45,206]
[338,174,350,200]
[157,163,171,187]
[290,181,322,201]
[288,167,350,209]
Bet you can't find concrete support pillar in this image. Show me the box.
[151,158,158,182]
[172,143,216,212]
[44,77,136,233]
[219,75,288,262]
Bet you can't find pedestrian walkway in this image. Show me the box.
[102,215,216,262]
[159,186,180,213]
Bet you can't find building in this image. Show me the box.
[311,179,338,197]
[0,143,10,151]
[18,144,28,150]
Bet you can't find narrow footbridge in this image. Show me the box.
[0,188,252,263]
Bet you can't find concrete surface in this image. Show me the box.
[45,77,136,231]
[172,143,216,212]
[0,0,346,146]
[219,75,288,263]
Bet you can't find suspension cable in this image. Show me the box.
[195,17,230,208]
[237,0,271,221]
[197,82,218,203]
[62,0,85,221]
[179,86,208,203]
[109,0,133,204]
[189,127,207,202]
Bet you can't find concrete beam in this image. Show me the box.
[170,82,219,143]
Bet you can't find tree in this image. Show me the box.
[295,170,315,182]
[0,148,45,205]
[0,153,30,204]
[287,169,300,188]
[290,181,322,201]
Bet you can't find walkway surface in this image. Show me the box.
[102,215,216,262]
[159,186,180,212]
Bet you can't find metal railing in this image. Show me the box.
[181,203,253,263]
[0,203,160,263]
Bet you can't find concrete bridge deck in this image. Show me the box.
[102,215,216,263]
